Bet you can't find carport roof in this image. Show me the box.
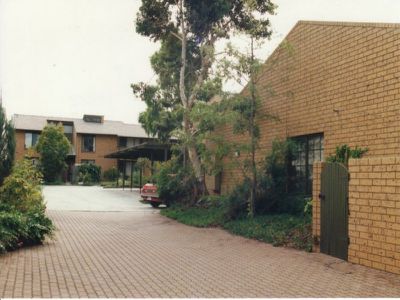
[104,142,172,161]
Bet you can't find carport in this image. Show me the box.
[104,142,172,190]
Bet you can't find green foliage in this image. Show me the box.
[154,157,197,205]
[0,104,16,185]
[0,159,54,254]
[223,214,312,251]
[304,197,313,216]
[134,0,275,190]
[136,0,275,42]
[78,163,101,185]
[0,208,54,253]
[326,144,368,165]
[161,206,312,251]
[0,160,44,213]
[256,139,306,215]
[36,124,70,183]
[102,167,119,181]
[161,205,226,227]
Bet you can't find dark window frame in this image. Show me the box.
[118,137,128,148]
[81,135,96,152]
[291,133,324,195]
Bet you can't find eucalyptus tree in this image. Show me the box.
[134,0,275,195]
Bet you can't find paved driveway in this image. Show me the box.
[0,186,399,297]
[43,185,152,212]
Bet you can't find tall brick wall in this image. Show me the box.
[207,21,400,194]
[313,158,400,275]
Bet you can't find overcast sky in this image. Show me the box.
[1,0,400,124]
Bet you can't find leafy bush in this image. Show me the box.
[0,103,15,185]
[78,163,101,184]
[103,167,119,181]
[0,208,54,253]
[256,139,305,215]
[155,157,197,205]
[222,179,250,220]
[0,159,54,254]
[35,124,70,183]
[326,144,368,165]
[0,160,44,212]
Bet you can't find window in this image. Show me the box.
[63,124,73,143]
[82,135,95,152]
[25,132,40,148]
[81,159,95,164]
[47,120,73,143]
[118,137,127,148]
[291,133,324,195]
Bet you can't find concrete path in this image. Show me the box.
[43,185,152,212]
[0,186,399,297]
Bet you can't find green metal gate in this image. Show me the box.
[320,163,349,260]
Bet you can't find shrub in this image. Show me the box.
[222,179,250,220]
[0,159,54,253]
[0,103,15,185]
[78,163,101,184]
[155,157,197,205]
[0,208,54,253]
[256,139,306,215]
[0,159,44,213]
[103,167,119,181]
[35,124,70,183]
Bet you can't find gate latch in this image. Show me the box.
[318,193,325,200]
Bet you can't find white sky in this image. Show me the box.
[1,0,400,123]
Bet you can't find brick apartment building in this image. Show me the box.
[206,21,400,274]
[12,114,153,179]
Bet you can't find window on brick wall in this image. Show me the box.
[291,133,324,195]
[82,135,96,152]
[25,132,40,148]
[81,159,95,164]
[118,137,128,148]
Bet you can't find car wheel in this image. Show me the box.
[150,202,160,208]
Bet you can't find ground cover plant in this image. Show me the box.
[161,205,312,251]
[160,139,312,251]
[0,159,54,253]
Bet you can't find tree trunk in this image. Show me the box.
[249,37,257,218]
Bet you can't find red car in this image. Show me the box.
[140,183,163,208]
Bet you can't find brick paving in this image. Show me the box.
[1,209,400,297]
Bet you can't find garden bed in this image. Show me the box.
[161,206,312,251]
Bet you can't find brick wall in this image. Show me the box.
[312,162,324,252]
[313,158,400,275]
[206,21,400,194]
[15,130,118,173]
[76,134,118,172]
[348,157,400,274]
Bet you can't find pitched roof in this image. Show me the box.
[12,114,149,138]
